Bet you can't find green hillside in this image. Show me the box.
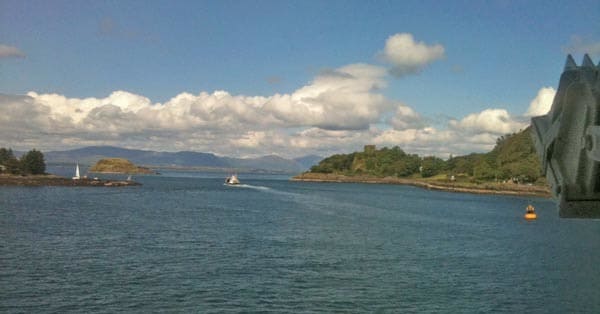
[309,127,544,184]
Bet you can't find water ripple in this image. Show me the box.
[1,176,599,313]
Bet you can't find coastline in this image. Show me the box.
[292,173,551,198]
[0,174,141,187]
[88,170,154,175]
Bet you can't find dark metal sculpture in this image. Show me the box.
[531,54,600,218]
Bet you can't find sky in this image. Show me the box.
[1,0,599,158]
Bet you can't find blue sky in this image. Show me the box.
[1,0,599,157]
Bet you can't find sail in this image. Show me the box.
[73,163,81,180]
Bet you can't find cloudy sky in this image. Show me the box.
[1,0,599,158]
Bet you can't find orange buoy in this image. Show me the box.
[524,212,537,220]
[525,204,537,220]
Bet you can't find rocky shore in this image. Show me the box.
[292,173,551,197]
[0,174,141,187]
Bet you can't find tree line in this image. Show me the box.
[310,127,543,183]
[0,148,46,175]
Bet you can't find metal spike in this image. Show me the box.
[581,54,594,67]
[564,54,577,71]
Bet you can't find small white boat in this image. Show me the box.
[72,163,81,180]
[225,174,240,185]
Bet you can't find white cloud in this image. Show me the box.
[449,108,527,135]
[0,44,26,58]
[0,62,400,156]
[525,87,556,117]
[0,88,536,159]
[371,126,501,157]
[390,104,423,130]
[267,63,391,130]
[381,33,445,76]
[0,33,549,160]
[14,63,390,136]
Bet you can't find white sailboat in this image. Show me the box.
[72,163,80,180]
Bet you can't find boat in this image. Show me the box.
[524,204,537,220]
[72,163,81,180]
[225,174,240,185]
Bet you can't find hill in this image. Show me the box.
[293,155,323,170]
[45,146,227,168]
[306,127,544,184]
[446,127,542,182]
[44,146,312,173]
[89,158,155,174]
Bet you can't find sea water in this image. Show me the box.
[1,172,599,313]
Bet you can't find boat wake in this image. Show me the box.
[223,183,271,191]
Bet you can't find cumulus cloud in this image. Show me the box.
[449,108,527,135]
[390,104,424,130]
[0,62,403,156]
[369,125,505,157]
[0,90,535,158]
[273,63,391,130]
[374,127,443,148]
[0,33,547,159]
[525,87,556,117]
[381,33,445,76]
[0,44,25,58]
[10,63,389,133]
[0,86,540,158]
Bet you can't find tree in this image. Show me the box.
[420,156,446,178]
[0,147,21,174]
[386,159,416,177]
[306,128,544,183]
[310,153,355,174]
[473,158,496,180]
[0,147,15,164]
[20,149,46,175]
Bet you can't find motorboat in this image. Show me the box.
[225,174,240,185]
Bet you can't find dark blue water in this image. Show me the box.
[1,172,599,313]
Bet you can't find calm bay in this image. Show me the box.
[1,172,599,313]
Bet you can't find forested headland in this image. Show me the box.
[296,127,549,196]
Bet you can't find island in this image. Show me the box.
[89,158,155,174]
[293,128,551,198]
[0,148,141,187]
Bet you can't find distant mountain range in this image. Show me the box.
[43,146,322,174]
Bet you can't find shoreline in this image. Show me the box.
[88,171,154,175]
[292,173,551,198]
[0,174,141,187]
